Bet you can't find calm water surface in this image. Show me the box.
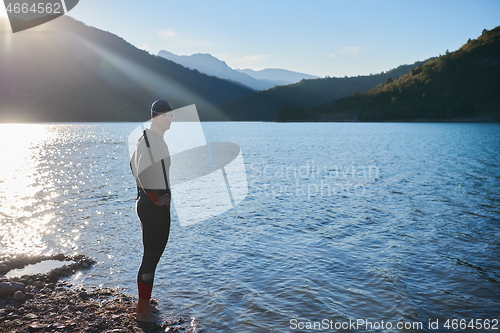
[0,122,499,332]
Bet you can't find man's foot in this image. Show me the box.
[150,303,160,313]
[136,311,162,323]
[136,301,162,323]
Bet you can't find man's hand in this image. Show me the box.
[154,194,171,207]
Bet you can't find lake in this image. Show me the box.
[0,122,499,332]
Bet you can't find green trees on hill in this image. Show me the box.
[276,104,308,121]
[279,26,500,122]
[220,61,425,121]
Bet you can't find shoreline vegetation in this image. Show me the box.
[275,111,500,122]
[0,254,197,333]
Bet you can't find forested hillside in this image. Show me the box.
[286,27,500,122]
[219,62,425,121]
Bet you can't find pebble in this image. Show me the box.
[0,263,8,275]
[0,281,25,296]
[13,290,25,301]
[29,323,48,329]
[0,253,196,332]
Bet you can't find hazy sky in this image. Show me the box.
[2,0,499,77]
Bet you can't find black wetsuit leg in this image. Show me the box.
[136,195,171,300]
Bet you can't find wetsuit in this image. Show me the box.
[130,129,171,301]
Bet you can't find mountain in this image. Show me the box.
[297,26,500,122]
[236,68,319,84]
[157,51,318,90]
[0,17,253,122]
[219,61,425,121]
[158,50,271,90]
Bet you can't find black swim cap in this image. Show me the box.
[151,100,173,118]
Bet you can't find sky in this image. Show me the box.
[1,0,500,77]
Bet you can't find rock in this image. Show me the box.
[47,270,59,279]
[61,305,73,312]
[29,322,48,330]
[53,253,65,261]
[0,255,192,333]
[0,281,25,296]
[13,290,25,301]
[52,323,66,329]
[0,263,8,275]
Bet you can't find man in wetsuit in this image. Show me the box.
[130,100,174,323]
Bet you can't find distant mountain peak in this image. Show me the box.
[157,51,318,90]
[236,68,319,83]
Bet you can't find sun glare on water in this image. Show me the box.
[0,124,65,257]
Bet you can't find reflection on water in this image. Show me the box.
[0,123,129,258]
[6,259,74,277]
[0,124,57,255]
[0,122,499,332]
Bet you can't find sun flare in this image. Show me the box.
[0,124,58,256]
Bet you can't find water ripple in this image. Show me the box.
[1,122,499,332]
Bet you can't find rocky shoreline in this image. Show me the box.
[0,255,197,333]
